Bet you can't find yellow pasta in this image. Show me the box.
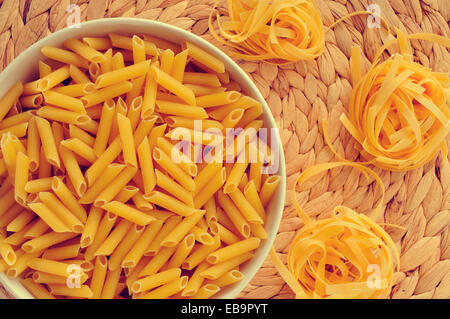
[0,32,281,301]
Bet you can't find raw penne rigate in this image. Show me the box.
[0,33,281,299]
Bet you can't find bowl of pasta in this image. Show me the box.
[0,18,286,299]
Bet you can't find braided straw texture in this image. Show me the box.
[0,0,449,299]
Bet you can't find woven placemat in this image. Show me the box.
[0,0,449,299]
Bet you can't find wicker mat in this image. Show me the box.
[0,0,449,299]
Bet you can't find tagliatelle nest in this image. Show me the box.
[339,31,450,171]
[209,0,325,64]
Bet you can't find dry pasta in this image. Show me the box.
[0,31,281,300]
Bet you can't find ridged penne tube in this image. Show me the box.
[93,166,137,207]
[84,105,103,120]
[59,145,87,197]
[7,250,41,277]
[207,269,244,288]
[42,91,86,114]
[79,164,125,204]
[131,267,181,294]
[100,48,113,74]
[196,91,241,108]
[223,157,249,194]
[64,38,106,64]
[217,191,250,238]
[51,176,87,223]
[243,180,266,220]
[108,33,159,57]
[185,84,226,96]
[152,147,195,192]
[183,72,221,87]
[122,219,163,268]
[190,283,220,299]
[145,191,202,218]
[204,197,218,227]
[83,36,112,50]
[22,232,78,256]
[41,46,89,69]
[165,116,224,132]
[69,124,93,144]
[23,219,49,240]
[221,108,244,131]
[0,233,16,265]
[155,169,193,207]
[166,233,195,269]
[212,221,240,245]
[171,49,188,82]
[156,100,207,119]
[94,219,133,256]
[37,192,84,233]
[160,210,204,248]
[80,81,133,107]
[112,52,125,70]
[193,162,222,196]
[101,201,155,226]
[259,175,281,207]
[14,152,30,206]
[49,285,93,298]
[150,65,195,105]
[136,137,156,195]
[0,122,28,137]
[27,202,70,233]
[131,191,153,211]
[194,167,226,209]
[35,117,60,168]
[127,96,143,130]
[88,61,100,80]
[141,67,158,119]
[24,177,53,193]
[160,49,175,74]
[6,209,34,232]
[228,188,264,224]
[52,83,96,97]
[85,137,122,186]
[144,215,182,256]
[84,212,117,261]
[200,252,253,280]
[37,65,70,91]
[42,243,81,260]
[80,206,103,248]
[182,41,225,74]
[95,60,150,89]
[21,278,55,299]
[108,97,128,144]
[0,82,23,121]
[140,276,188,299]
[139,246,177,277]
[181,261,209,297]
[115,185,139,203]
[33,271,88,285]
[191,226,214,245]
[182,236,221,271]
[156,137,197,177]
[28,258,72,278]
[207,237,260,264]
[90,255,108,299]
[116,113,137,167]
[60,138,97,163]
[19,94,43,108]
[69,65,90,83]
[108,224,144,271]
[131,35,146,63]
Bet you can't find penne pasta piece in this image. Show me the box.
[41,46,89,69]
[69,64,91,83]
[155,169,193,207]
[217,191,251,238]
[84,137,122,186]
[95,60,150,89]
[160,211,205,248]
[93,166,137,207]
[122,219,163,268]
[21,278,55,299]
[191,226,214,245]
[28,258,72,278]
[206,237,260,264]
[137,137,156,195]
[193,167,226,209]
[22,231,78,254]
[182,41,225,74]
[84,212,117,262]
[60,138,97,163]
[64,38,106,64]
[200,252,253,280]
[51,176,87,223]
[228,188,264,224]
[108,224,144,271]
[27,202,71,233]
[37,106,90,125]
[140,276,188,299]
[131,267,181,294]
[206,269,244,287]
[101,201,155,226]
[183,72,221,88]
[92,100,114,156]
[43,90,86,114]
[116,113,137,168]
[82,37,112,50]
[0,82,24,121]
[81,81,133,108]
[196,91,241,108]
[156,100,207,119]
[7,209,35,232]
[144,215,182,257]
[145,191,202,218]
[190,283,220,299]
[108,33,159,56]
[138,246,177,277]
[171,49,189,82]
[42,243,81,260]
[182,236,221,271]
[35,117,60,168]
[90,255,108,299]
[49,285,93,298]
[259,175,281,207]
[94,219,133,256]
[166,233,195,269]
[69,125,96,147]
[80,206,103,248]
[37,65,70,91]
[37,192,84,233]
[59,144,87,197]
[14,152,30,206]
[151,65,195,105]
[181,261,210,297]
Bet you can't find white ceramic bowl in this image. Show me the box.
[0,18,286,299]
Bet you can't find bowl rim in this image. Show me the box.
[0,17,286,299]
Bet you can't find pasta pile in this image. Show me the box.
[270,162,399,299]
[0,33,281,299]
[340,30,450,171]
[208,0,325,64]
